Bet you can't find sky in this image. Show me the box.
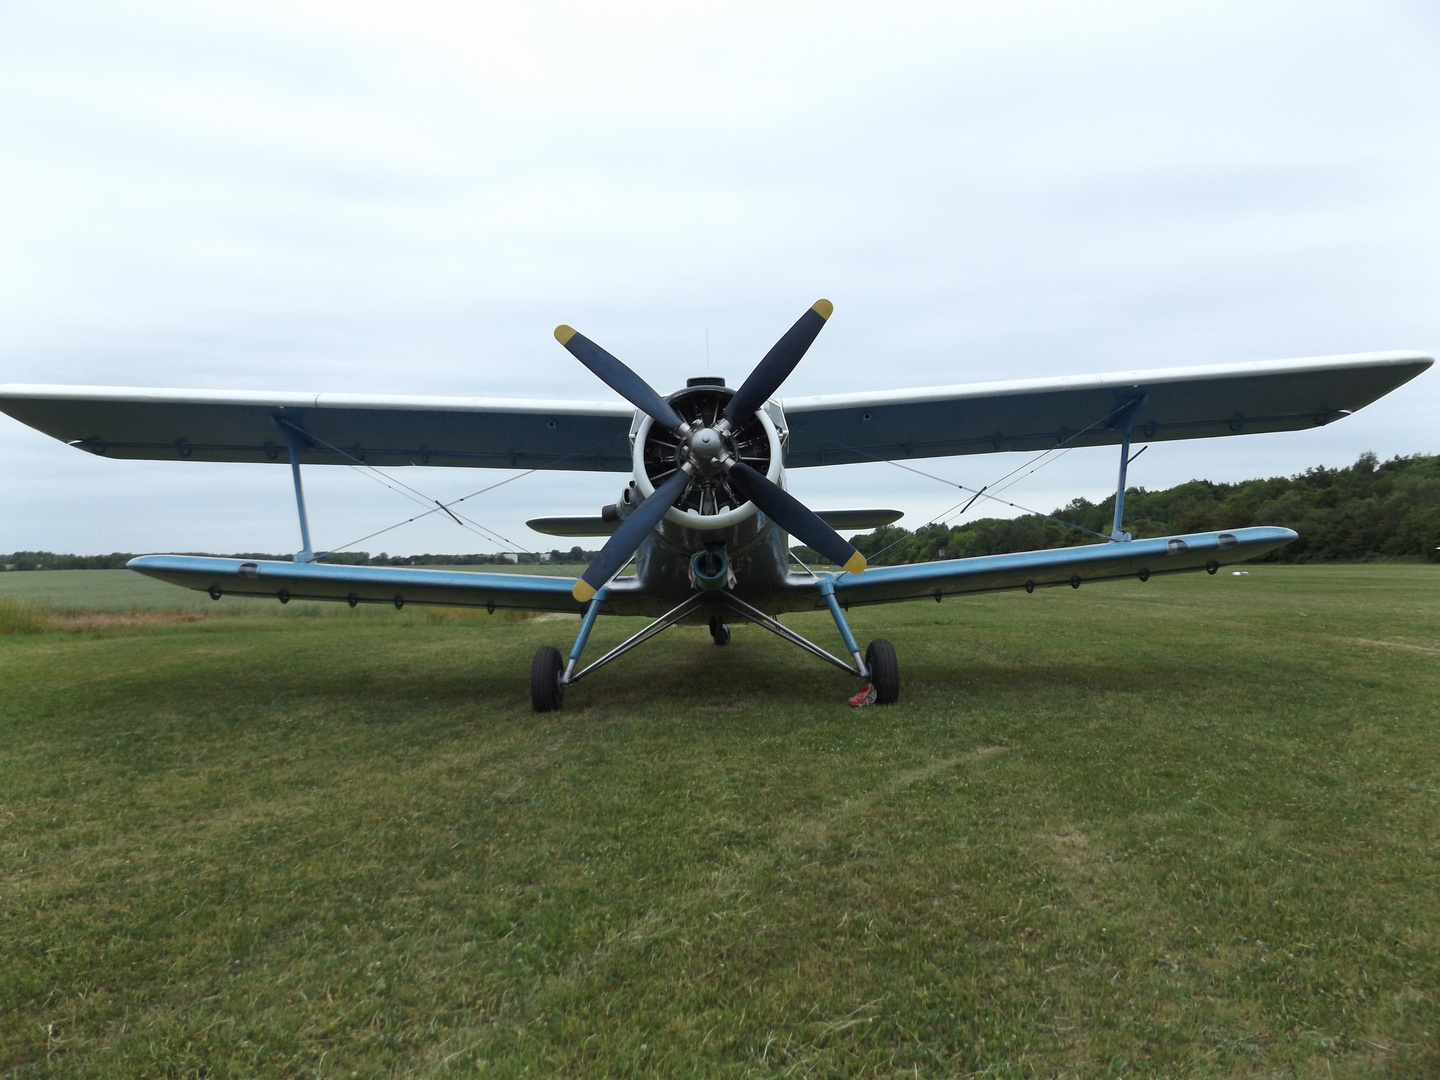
[1,0,1437,557]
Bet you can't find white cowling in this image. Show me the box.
[630,406,785,531]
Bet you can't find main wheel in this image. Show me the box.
[865,638,899,705]
[709,617,731,646]
[531,645,563,712]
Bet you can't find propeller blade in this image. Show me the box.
[573,468,692,602]
[726,460,866,574]
[722,299,833,426]
[555,325,686,431]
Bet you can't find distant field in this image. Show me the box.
[2,565,1437,1076]
[0,567,223,611]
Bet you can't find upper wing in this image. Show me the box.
[4,351,1429,473]
[0,386,634,471]
[774,526,1296,612]
[778,352,1432,467]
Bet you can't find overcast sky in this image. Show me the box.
[1,0,1436,557]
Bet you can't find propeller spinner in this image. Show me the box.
[556,300,865,602]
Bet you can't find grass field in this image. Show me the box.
[1,564,1437,1077]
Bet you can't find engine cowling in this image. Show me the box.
[629,377,786,531]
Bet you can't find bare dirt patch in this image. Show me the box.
[0,596,221,634]
[45,611,215,633]
[1041,824,1121,909]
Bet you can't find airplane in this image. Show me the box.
[0,301,1430,711]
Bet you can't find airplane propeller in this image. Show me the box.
[557,300,866,603]
[554,325,688,433]
[722,299,832,427]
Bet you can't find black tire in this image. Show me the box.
[865,638,900,705]
[531,645,563,712]
[710,620,731,646]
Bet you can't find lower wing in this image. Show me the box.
[781,526,1296,610]
[129,555,593,614]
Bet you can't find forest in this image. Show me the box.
[841,452,1440,566]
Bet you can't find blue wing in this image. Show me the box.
[129,555,593,614]
[777,527,1296,611]
[136,527,1293,618]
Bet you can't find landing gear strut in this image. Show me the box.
[532,577,899,711]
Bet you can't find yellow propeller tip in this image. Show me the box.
[554,325,577,345]
[811,299,833,320]
[572,579,597,603]
[843,552,867,575]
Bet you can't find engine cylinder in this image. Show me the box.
[630,383,784,532]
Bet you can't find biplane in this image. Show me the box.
[0,301,1430,710]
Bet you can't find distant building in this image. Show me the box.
[503,552,519,564]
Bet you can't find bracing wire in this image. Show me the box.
[274,419,616,566]
[307,445,527,553]
[809,401,1134,563]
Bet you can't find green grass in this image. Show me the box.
[0,569,225,612]
[1,565,1437,1077]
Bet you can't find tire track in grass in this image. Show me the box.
[415,745,1015,1075]
[1330,637,1440,656]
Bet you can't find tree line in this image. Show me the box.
[831,452,1439,566]
[6,453,1435,571]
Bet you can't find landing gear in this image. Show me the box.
[865,638,899,705]
[531,645,563,712]
[539,581,893,709]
